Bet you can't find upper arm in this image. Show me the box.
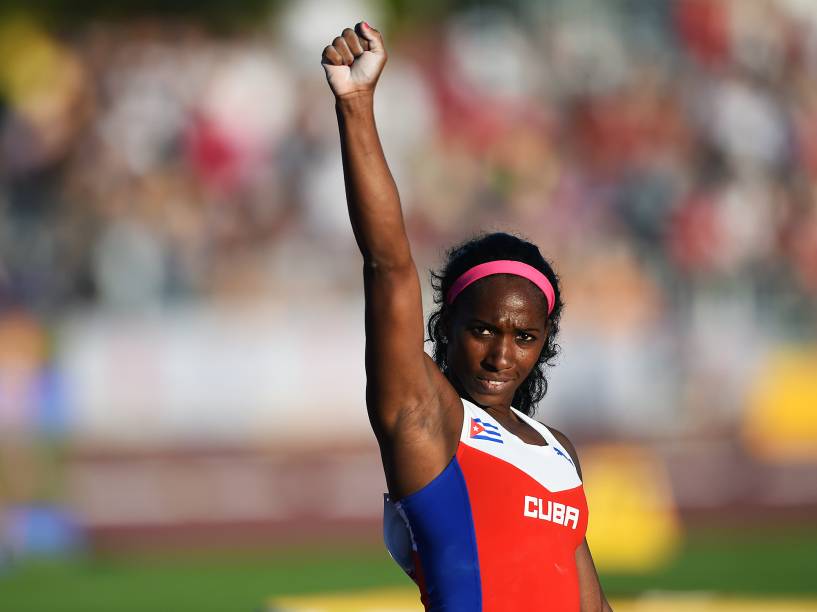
[575,538,613,612]
[548,427,612,611]
[363,260,448,434]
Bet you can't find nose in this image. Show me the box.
[482,334,513,372]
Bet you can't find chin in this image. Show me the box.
[452,371,515,405]
[466,384,514,406]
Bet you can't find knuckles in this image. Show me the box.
[322,24,385,67]
[321,45,341,65]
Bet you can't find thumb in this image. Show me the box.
[356,21,384,53]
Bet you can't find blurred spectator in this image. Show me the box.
[0,0,816,564]
[0,0,815,443]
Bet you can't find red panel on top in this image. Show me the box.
[456,442,588,611]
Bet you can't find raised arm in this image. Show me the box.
[322,23,407,267]
[321,23,457,494]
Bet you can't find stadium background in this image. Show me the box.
[1,0,816,610]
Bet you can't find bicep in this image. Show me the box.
[576,538,612,612]
[547,430,611,609]
[363,260,441,430]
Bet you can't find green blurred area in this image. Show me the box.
[2,526,816,612]
[0,0,452,28]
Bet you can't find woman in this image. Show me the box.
[321,22,612,611]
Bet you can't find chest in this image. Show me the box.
[492,414,549,446]
[460,410,582,494]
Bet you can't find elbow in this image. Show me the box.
[362,255,414,274]
[359,235,413,272]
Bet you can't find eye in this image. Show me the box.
[471,325,491,336]
[517,332,537,343]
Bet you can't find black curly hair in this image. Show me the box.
[426,232,563,416]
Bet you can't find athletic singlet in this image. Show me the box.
[383,398,588,611]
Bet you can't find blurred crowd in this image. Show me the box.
[1,0,817,560]
[0,0,815,314]
[0,0,816,433]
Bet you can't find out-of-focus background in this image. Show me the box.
[1,0,816,610]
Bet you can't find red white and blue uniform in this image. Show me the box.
[383,398,589,611]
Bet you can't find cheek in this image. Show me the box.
[448,333,482,368]
[519,342,545,370]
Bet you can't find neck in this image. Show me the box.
[483,403,518,422]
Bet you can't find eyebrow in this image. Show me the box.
[467,318,544,333]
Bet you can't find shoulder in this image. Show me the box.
[545,424,583,479]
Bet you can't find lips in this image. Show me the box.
[475,376,513,394]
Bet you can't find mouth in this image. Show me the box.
[475,376,514,394]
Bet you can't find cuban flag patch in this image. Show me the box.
[469,417,503,443]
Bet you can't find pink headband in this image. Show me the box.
[446,260,556,315]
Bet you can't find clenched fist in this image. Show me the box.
[321,22,386,98]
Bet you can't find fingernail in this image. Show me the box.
[363,21,370,29]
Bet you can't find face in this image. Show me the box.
[445,275,549,410]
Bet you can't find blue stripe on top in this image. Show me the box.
[470,434,503,443]
[396,456,482,611]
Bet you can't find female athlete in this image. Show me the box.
[322,22,613,611]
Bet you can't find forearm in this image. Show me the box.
[336,92,411,268]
